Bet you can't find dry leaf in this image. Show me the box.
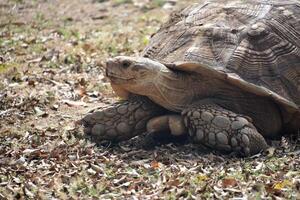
[62,100,87,107]
[266,184,283,196]
[167,179,180,187]
[222,178,238,188]
[265,147,276,156]
[273,180,293,190]
[150,160,161,169]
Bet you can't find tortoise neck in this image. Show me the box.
[148,68,190,112]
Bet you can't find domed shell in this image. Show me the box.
[142,0,300,130]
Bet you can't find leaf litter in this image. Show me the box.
[0,0,299,199]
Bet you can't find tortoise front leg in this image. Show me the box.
[182,103,269,156]
[80,96,164,142]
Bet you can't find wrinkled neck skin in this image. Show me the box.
[153,69,191,112]
[132,64,192,112]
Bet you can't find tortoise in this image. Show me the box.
[81,0,300,156]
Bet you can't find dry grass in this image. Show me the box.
[0,0,299,199]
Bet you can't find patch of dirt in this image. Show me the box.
[0,0,299,199]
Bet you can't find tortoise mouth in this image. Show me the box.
[106,71,135,82]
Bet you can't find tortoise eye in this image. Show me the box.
[122,61,131,68]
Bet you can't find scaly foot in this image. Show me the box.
[80,96,164,142]
[182,103,269,156]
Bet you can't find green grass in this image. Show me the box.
[113,0,133,5]
[152,0,166,7]
[56,27,81,40]
[0,63,19,74]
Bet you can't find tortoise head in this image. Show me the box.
[106,56,167,98]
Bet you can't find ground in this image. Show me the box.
[0,0,299,199]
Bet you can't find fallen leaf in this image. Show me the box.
[24,187,34,198]
[167,179,180,187]
[197,174,208,182]
[266,184,283,196]
[62,100,87,107]
[87,168,97,175]
[75,86,87,97]
[150,160,161,169]
[91,164,103,172]
[222,178,238,188]
[34,107,48,117]
[265,147,276,156]
[273,180,293,190]
[27,57,42,63]
[51,104,59,110]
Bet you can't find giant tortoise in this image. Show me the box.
[81,0,300,156]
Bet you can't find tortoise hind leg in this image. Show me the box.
[80,96,164,142]
[146,115,187,137]
[139,115,188,149]
[182,103,269,156]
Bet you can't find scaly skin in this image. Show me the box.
[80,96,165,142]
[182,103,269,156]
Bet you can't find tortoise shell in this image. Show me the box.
[142,0,300,130]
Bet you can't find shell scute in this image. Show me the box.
[143,0,300,112]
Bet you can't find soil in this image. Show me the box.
[0,0,299,199]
